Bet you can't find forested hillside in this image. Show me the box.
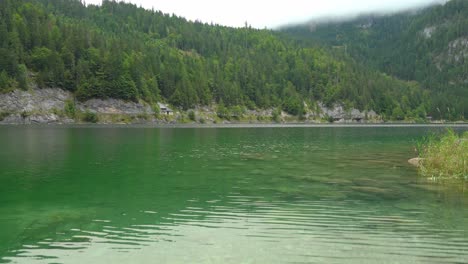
[282,0,467,120]
[0,0,449,120]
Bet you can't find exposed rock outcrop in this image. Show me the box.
[0,88,155,124]
[0,88,72,114]
[446,37,468,63]
[436,37,468,68]
[78,98,154,115]
[422,26,437,39]
[318,103,379,122]
[1,88,383,124]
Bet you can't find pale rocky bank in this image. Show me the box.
[0,88,381,124]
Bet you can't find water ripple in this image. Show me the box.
[4,196,467,264]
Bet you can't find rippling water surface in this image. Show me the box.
[0,126,467,263]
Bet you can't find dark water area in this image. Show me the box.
[0,126,467,263]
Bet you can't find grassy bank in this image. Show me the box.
[418,129,467,180]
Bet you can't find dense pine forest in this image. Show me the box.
[282,0,467,120]
[0,0,464,120]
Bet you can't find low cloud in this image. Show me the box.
[288,0,450,27]
[85,0,449,29]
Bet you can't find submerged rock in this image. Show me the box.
[350,186,406,200]
[408,158,424,167]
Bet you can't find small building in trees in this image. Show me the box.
[158,103,173,115]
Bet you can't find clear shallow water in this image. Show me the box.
[0,126,467,264]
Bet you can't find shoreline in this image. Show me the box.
[1,122,467,128]
[1,88,466,127]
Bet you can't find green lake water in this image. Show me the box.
[0,125,467,263]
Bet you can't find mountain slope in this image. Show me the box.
[281,0,467,120]
[0,0,441,120]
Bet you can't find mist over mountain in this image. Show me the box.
[281,0,467,119]
[84,0,449,29]
[278,0,449,28]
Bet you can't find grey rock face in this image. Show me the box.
[78,98,154,115]
[0,88,155,124]
[422,26,437,39]
[1,114,24,124]
[1,88,382,124]
[0,88,73,124]
[447,37,468,63]
[0,88,72,113]
[436,37,468,67]
[318,103,379,121]
[28,114,60,124]
[1,113,62,124]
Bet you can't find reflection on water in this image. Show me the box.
[0,126,467,264]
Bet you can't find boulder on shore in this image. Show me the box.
[408,158,424,167]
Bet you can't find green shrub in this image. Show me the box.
[272,108,281,123]
[82,111,98,123]
[151,103,160,117]
[298,111,306,121]
[230,105,245,120]
[323,114,334,123]
[21,111,30,119]
[0,111,11,121]
[137,113,149,120]
[64,99,76,118]
[51,107,64,117]
[418,129,467,180]
[217,103,230,120]
[282,97,304,116]
[392,106,405,121]
[0,71,11,93]
[0,71,18,93]
[257,115,268,122]
[188,110,196,121]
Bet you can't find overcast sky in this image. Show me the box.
[85,0,448,28]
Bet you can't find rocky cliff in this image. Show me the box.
[318,103,379,122]
[0,88,154,124]
[0,88,381,124]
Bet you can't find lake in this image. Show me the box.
[0,125,467,263]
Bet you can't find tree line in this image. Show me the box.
[0,0,436,120]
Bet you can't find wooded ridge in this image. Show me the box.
[282,0,467,120]
[0,0,465,121]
